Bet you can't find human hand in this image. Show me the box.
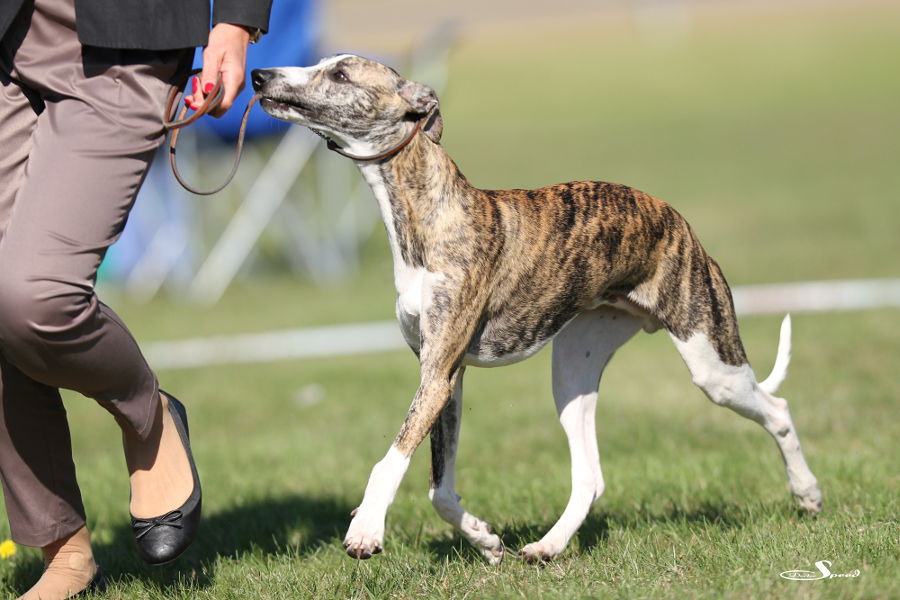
[183,23,251,117]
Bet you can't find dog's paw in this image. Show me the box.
[480,543,504,566]
[343,534,383,559]
[343,511,385,559]
[458,514,503,565]
[520,541,561,564]
[795,486,823,514]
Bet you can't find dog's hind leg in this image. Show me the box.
[429,367,505,564]
[669,318,822,512]
[521,307,643,562]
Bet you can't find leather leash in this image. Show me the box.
[164,71,435,193]
[164,70,259,196]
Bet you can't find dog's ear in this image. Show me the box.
[422,109,443,143]
[399,81,442,142]
[398,81,439,115]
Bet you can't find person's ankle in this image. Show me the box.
[19,526,97,600]
[41,525,94,566]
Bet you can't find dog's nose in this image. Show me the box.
[251,69,275,91]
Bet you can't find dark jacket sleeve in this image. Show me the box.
[213,0,272,33]
[68,0,273,50]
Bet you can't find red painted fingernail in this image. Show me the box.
[184,97,191,107]
[191,77,198,94]
[204,82,214,94]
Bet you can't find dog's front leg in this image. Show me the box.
[344,284,484,559]
[343,372,459,559]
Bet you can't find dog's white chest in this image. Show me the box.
[394,265,427,351]
[393,265,450,353]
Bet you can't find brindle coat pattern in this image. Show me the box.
[252,55,821,562]
[372,133,749,454]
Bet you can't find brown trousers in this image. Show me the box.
[0,0,191,546]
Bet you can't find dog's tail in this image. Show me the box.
[758,314,792,395]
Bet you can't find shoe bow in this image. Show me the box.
[132,510,184,539]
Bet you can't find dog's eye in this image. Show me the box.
[329,69,349,83]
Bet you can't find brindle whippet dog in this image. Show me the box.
[251,55,822,563]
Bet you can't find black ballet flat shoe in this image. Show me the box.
[130,393,202,566]
[72,566,108,598]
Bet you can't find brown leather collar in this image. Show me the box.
[322,107,438,162]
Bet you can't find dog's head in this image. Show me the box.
[252,54,442,156]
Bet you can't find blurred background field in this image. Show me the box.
[102,0,899,329]
[2,0,898,598]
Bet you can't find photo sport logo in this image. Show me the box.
[780,560,861,581]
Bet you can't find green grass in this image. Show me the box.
[3,312,896,599]
[2,4,899,599]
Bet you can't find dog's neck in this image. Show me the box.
[357,133,477,276]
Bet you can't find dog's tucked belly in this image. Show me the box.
[396,285,654,368]
[397,301,554,367]
[463,334,552,368]
[392,256,661,367]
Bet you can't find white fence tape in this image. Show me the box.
[144,278,900,370]
[731,278,900,315]
[145,320,406,370]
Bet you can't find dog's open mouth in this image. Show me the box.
[259,96,312,117]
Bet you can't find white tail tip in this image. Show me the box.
[759,314,792,394]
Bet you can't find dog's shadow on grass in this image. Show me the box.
[426,499,751,563]
[579,499,748,547]
[186,493,354,562]
[423,518,600,564]
[4,497,757,593]
[4,493,353,595]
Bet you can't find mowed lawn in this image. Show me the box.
[2,4,898,599]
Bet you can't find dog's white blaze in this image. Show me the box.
[316,53,357,68]
[277,54,356,87]
[271,66,312,87]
